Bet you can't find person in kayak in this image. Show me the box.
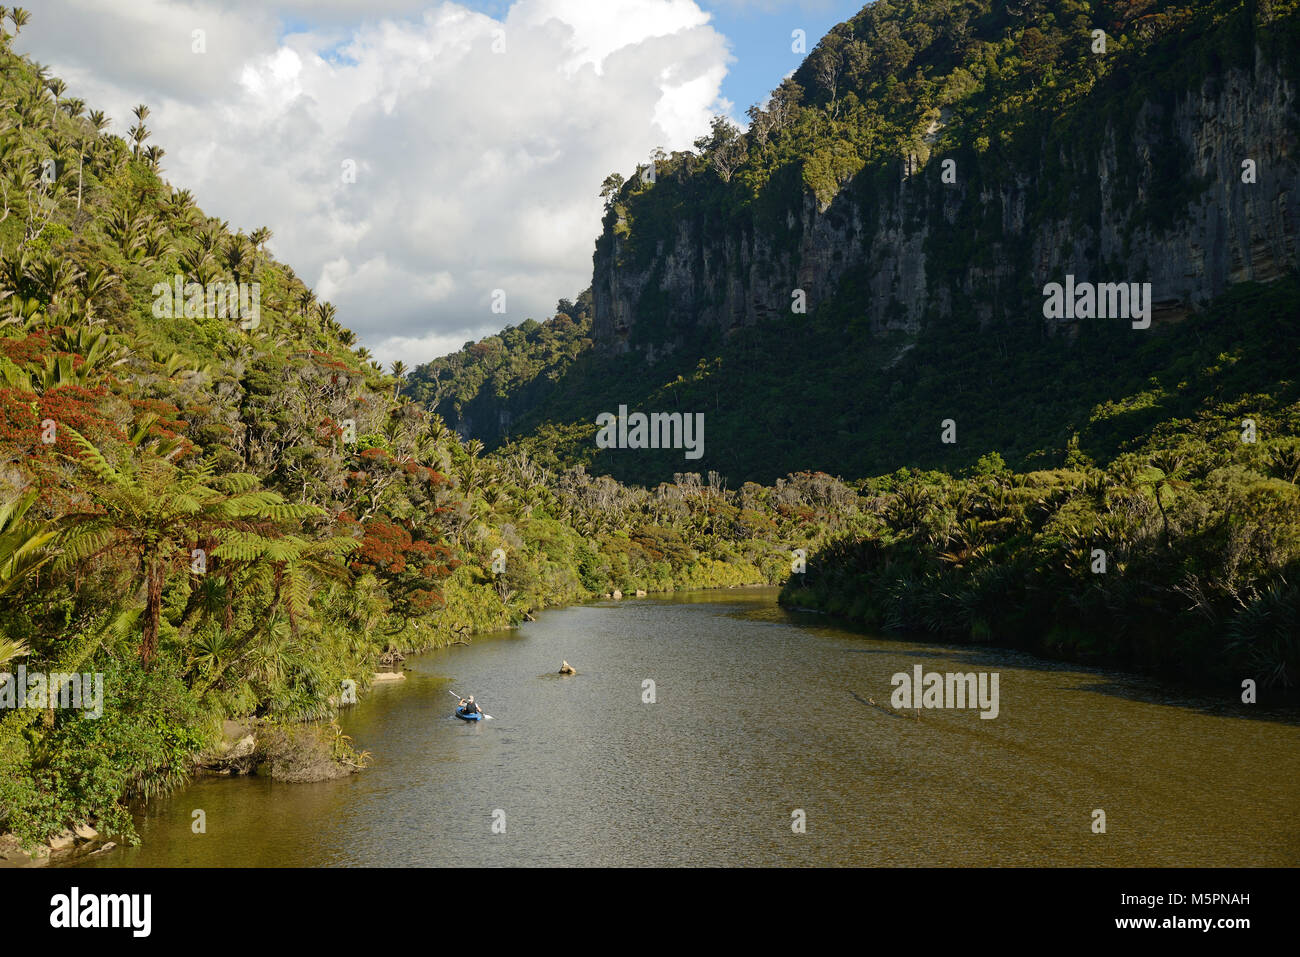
[459,695,480,715]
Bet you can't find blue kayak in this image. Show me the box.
[455,708,483,721]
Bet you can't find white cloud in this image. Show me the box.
[509,0,712,74]
[372,325,506,369]
[19,0,732,365]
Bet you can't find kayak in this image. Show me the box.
[454,708,483,721]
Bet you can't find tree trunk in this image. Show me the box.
[1154,484,1171,548]
[223,582,234,632]
[142,560,164,664]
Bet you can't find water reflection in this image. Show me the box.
[73,589,1300,867]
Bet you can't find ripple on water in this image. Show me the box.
[71,589,1300,867]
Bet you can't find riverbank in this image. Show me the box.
[1,577,772,866]
[64,590,1300,868]
[776,458,1300,706]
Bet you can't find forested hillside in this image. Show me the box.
[398,0,1300,711]
[1,0,1297,858]
[403,291,594,446]
[0,11,864,850]
[414,0,1299,486]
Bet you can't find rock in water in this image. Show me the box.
[559,661,576,675]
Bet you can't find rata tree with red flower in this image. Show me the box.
[342,514,460,627]
[1,332,137,508]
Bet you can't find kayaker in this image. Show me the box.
[459,695,480,715]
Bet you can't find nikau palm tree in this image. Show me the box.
[390,360,407,400]
[46,77,65,124]
[249,226,272,273]
[8,7,30,40]
[129,103,150,159]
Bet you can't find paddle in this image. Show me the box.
[447,689,493,719]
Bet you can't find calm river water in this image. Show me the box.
[73,589,1299,866]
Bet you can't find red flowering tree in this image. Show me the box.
[341,514,460,624]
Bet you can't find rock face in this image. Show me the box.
[592,58,1298,356]
[0,833,26,864]
[202,730,258,776]
[0,826,109,867]
[199,720,258,775]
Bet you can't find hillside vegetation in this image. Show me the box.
[413,0,1300,486]
[1,0,1297,853]
[0,12,863,848]
[404,0,1300,704]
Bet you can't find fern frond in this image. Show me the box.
[61,426,125,486]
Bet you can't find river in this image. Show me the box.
[72,589,1300,867]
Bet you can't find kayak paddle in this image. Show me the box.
[447,689,493,719]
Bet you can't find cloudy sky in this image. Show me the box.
[18,0,858,366]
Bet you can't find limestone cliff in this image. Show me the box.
[593,50,1298,357]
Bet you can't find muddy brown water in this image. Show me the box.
[71,589,1300,867]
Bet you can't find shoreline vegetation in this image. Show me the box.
[2,0,1298,864]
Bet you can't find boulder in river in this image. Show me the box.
[558,661,576,675]
[612,589,623,599]
[635,589,647,597]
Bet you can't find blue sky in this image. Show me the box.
[701,1,863,115]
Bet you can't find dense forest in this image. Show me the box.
[408,0,1299,702]
[1,0,1297,857]
[0,9,871,850]
[404,291,594,447]
[415,0,1299,485]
